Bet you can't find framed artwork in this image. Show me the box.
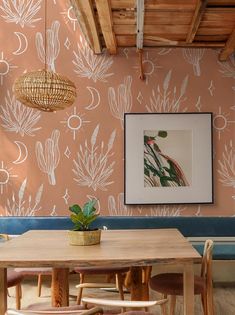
[124,113,213,205]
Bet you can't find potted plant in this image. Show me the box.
[68,198,101,246]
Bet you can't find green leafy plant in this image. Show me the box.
[69,199,99,231]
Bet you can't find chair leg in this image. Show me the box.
[15,284,22,310]
[76,273,85,305]
[206,283,214,315]
[169,295,176,315]
[201,292,207,315]
[116,274,125,300]
[160,294,168,315]
[37,274,42,297]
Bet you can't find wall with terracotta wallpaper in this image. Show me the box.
[0,1,234,217]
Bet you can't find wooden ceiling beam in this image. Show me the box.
[219,28,235,60]
[70,0,102,54]
[95,0,117,54]
[186,0,208,43]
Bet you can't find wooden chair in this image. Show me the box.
[0,234,24,310]
[149,239,214,315]
[73,266,129,304]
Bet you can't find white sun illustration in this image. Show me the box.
[0,161,17,194]
[61,6,78,31]
[133,52,161,84]
[213,106,235,140]
[0,52,17,85]
[60,107,90,140]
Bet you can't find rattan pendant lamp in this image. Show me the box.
[13,1,76,112]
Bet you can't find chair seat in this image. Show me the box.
[73,267,129,275]
[150,273,206,296]
[14,268,52,275]
[7,270,24,288]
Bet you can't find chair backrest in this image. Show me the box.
[200,239,214,281]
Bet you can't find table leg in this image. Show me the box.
[130,267,149,301]
[0,268,7,315]
[183,264,194,315]
[52,268,69,307]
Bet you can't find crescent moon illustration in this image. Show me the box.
[13,32,28,55]
[85,86,100,110]
[13,141,28,164]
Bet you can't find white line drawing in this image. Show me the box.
[50,205,57,216]
[0,0,42,28]
[0,52,17,85]
[195,206,201,216]
[213,106,235,140]
[146,70,188,112]
[61,5,78,31]
[150,205,185,216]
[218,54,235,78]
[108,76,132,129]
[123,48,129,59]
[36,20,60,72]
[218,140,235,188]
[13,32,28,55]
[133,52,160,84]
[137,91,143,104]
[35,129,60,185]
[73,125,116,191]
[195,96,202,112]
[62,189,70,205]
[13,141,28,164]
[108,193,132,216]
[158,48,172,55]
[73,35,113,82]
[5,178,43,216]
[60,107,90,140]
[87,195,101,214]
[208,80,215,96]
[64,37,71,50]
[64,146,71,159]
[0,90,41,137]
[85,87,101,110]
[0,161,17,194]
[183,48,205,76]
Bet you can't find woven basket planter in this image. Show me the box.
[68,230,101,246]
[13,70,77,112]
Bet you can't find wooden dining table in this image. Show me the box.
[0,229,201,315]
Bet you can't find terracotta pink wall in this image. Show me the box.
[0,1,234,217]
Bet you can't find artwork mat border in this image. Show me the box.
[124,112,214,205]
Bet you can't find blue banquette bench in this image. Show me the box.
[0,216,235,260]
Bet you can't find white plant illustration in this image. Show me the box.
[146,70,188,112]
[218,141,235,188]
[108,193,132,216]
[218,54,235,78]
[73,36,113,82]
[150,205,185,216]
[0,90,41,136]
[0,0,42,28]
[108,76,132,129]
[73,125,116,191]
[183,48,205,76]
[5,178,43,216]
[36,20,60,72]
[35,129,60,185]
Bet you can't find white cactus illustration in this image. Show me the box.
[183,48,205,76]
[73,36,113,82]
[150,205,185,216]
[108,76,132,129]
[108,193,132,216]
[35,129,60,185]
[218,54,235,78]
[73,125,116,191]
[0,0,42,28]
[218,141,235,188]
[0,90,41,136]
[146,70,188,112]
[36,20,60,72]
[5,178,43,216]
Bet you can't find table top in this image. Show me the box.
[0,229,201,268]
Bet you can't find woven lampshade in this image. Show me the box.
[13,70,77,112]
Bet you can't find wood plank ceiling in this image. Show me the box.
[70,0,235,61]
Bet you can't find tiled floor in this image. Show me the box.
[7,275,235,315]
